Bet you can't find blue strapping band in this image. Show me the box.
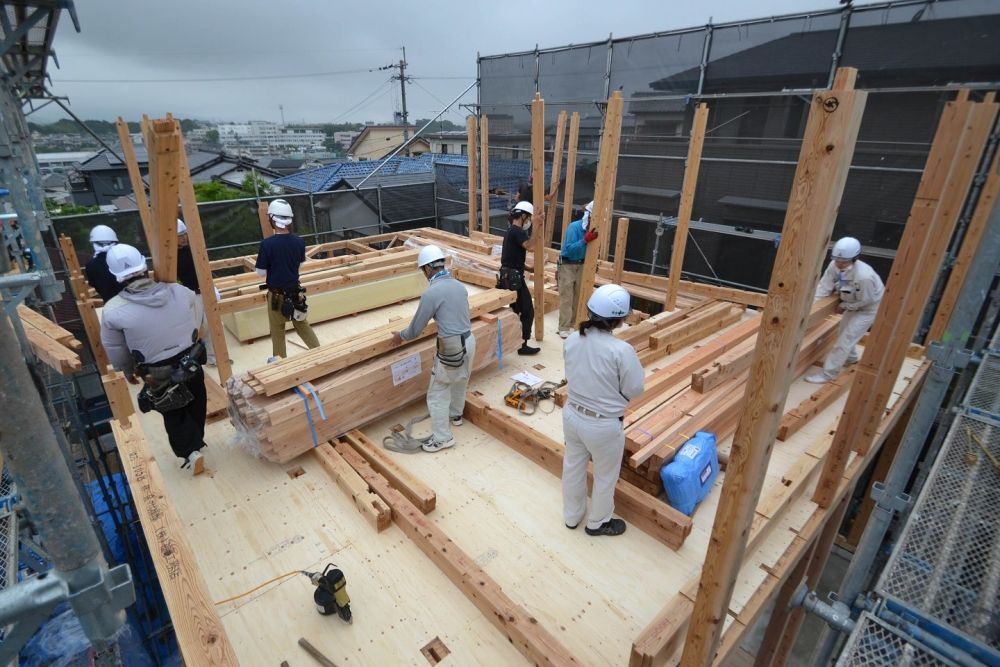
[303,382,327,421]
[496,317,503,369]
[292,387,320,448]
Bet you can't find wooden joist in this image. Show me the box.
[22,317,82,375]
[341,430,436,514]
[17,305,81,349]
[328,441,580,667]
[313,443,392,532]
[648,302,742,352]
[777,368,856,441]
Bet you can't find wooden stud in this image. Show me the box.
[480,115,490,234]
[102,371,135,423]
[575,92,624,326]
[313,443,392,532]
[531,93,546,341]
[115,117,153,245]
[612,217,630,285]
[680,69,866,667]
[467,115,479,234]
[257,200,273,239]
[545,111,568,245]
[665,103,709,311]
[148,118,181,282]
[342,430,436,513]
[77,298,112,372]
[560,112,581,243]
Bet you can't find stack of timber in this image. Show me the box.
[228,308,522,462]
[17,305,83,375]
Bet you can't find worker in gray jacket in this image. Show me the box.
[562,284,644,536]
[392,245,474,453]
[100,244,209,475]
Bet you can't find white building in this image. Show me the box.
[216,121,325,155]
[333,131,360,150]
[35,151,94,175]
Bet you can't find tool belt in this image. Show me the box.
[496,266,524,292]
[436,332,470,368]
[267,285,309,322]
[135,341,206,414]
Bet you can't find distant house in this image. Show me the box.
[425,131,468,156]
[347,125,430,161]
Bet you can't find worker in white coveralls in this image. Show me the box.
[391,245,475,453]
[562,284,645,536]
[806,236,884,384]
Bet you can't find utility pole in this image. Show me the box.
[380,47,411,156]
[279,104,285,126]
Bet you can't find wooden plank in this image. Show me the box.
[545,111,568,246]
[313,444,392,532]
[25,325,81,374]
[648,302,737,351]
[115,117,153,244]
[102,371,135,422]
[638,306,742,365]
[204,374,227,424]
[814,97,997,508]
[665,103,709,311]
[532,93,547,341]
[257,200,273,239]
[78,298,112,372]
[467,115,479,233]
[110,414,238,666]
[560,112,581,242]
[148,118,182,282]
[16,305,80,348]
[776,368,855,441]
[613,218,629,285]
[480,115,490,235]
[329,441,580,667]
[680,69,866,667]
[575,92,624,325]
[342,429,436,514]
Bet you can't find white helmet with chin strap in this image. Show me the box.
[510,201,534,217]
[106,244,148,282]
[267,199,294,228]
[831,236,862,261]
[417,244,446,269]
[587,284,631,321]
[89,225,118,254]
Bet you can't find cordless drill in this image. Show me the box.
[304,564,352,623]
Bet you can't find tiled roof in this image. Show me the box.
[273,154,469,193]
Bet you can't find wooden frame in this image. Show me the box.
[545,110,568,245]
[531,93,547,341]
[560,112,581,242]
[480,115,490,235]
[665,103,709,311]
[467,115,479,234]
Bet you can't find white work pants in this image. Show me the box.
[562,407,624,530]
[427,334,476,442]
[822,309,876,379]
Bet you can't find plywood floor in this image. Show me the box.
[130,293,921,666]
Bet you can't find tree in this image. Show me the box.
[240,173,272,197]
[44,198,99,216]
[192,181,243,202]
[205,129,220,144]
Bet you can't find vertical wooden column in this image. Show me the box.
[115,118,153,247]
[466,115,479,235]
[597,111,624,263]
[480,115,490,234]
[545,111,568,245]
[59,234,111,371]
[575,92,624,326]
[531,93,546,341]
[257,201,273,239]
[147,118,181,282]
[813,96,997,508]
[560,112,581,243]
[613,217,630,284]
[665,103,709,311]
[680,69,866,667]
[926,146,1000,341]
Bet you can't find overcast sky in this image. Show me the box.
[42,0,835,125]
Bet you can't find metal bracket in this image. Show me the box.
[870,481,912,513]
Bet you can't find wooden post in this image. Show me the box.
[926,147,1000,341]
[560,112,581,243]
[574,92,624,326]
[257,200,273,239]
[115,118,153,246]
[680,69,866,667]
[665,103,709,311]
[813,96,997,508]
[147,118,181,282]
[531,93,546,341]
[613,217,629,284]
[466,115,478,235]
[175,122,234,383]
[545,111,568,245]
[480,115,490,234]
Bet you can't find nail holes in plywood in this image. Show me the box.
[421,636,450,665]
[286,466,306,479]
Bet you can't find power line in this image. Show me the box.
[54,67,380,83]
[330,78,395,123]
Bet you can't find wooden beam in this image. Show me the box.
[560,112,581,243]
[467,114,479,234]
[575,92,624,325]
[257,200,273,239]
[545,110,568,246]
[776,368,855,441]
[813,97,997,508]
[175,121,234,383]
[613,217,629,284]
[110,413,238,666]
[115,117,153,245]
[16,305,80,349]
[532,93,546,341]
[24,325,81,374]
[341,430,435,513]
[680,69,866,667]
[479,115,490,235]
[148,118,181,282]
[329,441,580,666]
[665,103,709,311]
[313,443,392,532]
[102,371,135,422]
[77,298,111,372]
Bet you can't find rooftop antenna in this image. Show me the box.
[279,104,285,126]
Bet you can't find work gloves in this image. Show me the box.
[584,229,599,244]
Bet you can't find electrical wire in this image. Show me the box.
[330,78,395,123]
[213,570,305,606]
[56,67,380,84]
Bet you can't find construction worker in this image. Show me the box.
[562,284,644,537]
[557,201,598,338]
[255,199,320,360]
[391,245,474,452]
[499,201,540,355]
[84,224,122,302]
[806,236,884,384]
[176,219,216,365]
[100,244,209,475]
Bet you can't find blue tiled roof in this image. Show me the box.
[273,153,473,193]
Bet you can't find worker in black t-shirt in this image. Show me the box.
[255,199,320,360]
[84,224,123,302]
[500,201,540,355]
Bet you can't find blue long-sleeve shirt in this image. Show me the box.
[560,218,586,262]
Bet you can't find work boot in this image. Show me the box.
[585,518,626,536]
[422,437,455,453]
[805,373,831,384]
[518,340,540,356]
[184,450,205,476]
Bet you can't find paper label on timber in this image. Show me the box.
[491,244,502,257]
[392,354,422,386]
[511,371,544,387]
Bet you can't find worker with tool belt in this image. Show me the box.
[100,244,210,475]
[562,284,644,536]
[391,245,474,453]
[498,201,540,355]
[806,236,884,384]
[557,200,598,338]
[255,199,320,360]
[84,224,123,302]
[176,219,217,366]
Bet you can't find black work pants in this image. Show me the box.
[160,365,207,460]
[511,281,534,341]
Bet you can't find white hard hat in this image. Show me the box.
[511,201,534,216]
[417,244,446,268]
[89,225,118,244]
[584,201,594,214]
[267,199,294,219]
[831,236,862,261]
[106,244,147,282]
[176,219,187,235]
[587,284,631,320]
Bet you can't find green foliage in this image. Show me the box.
[193,181,243,202]
[28,118,203,136]
[240,173,272,197]
[313,122,365,136]
[414,118,463,132]
[205,129,220,144]
[44,198,99,216]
